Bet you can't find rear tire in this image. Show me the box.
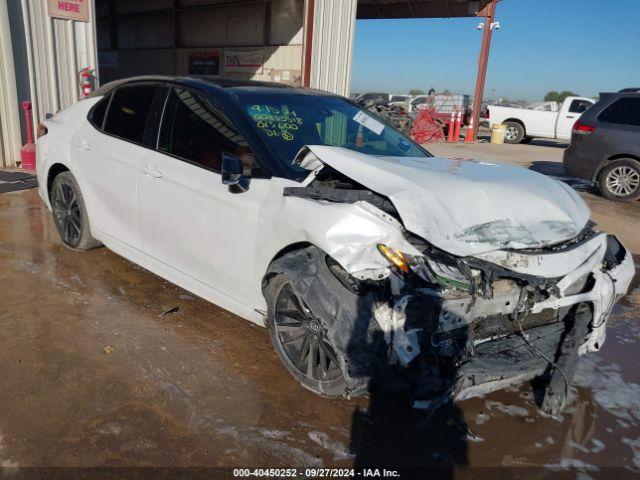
[504,121,525,144]
[598,159,640,202]
[50,172,101,250]
[265,272,348,397]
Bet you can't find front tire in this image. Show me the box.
[265,273,348,396]
[598,159,640,202]
[50,172,101,250]
[504,121,525,144]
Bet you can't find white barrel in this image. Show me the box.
[491,124,507,144]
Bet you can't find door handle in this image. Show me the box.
[566,115,576,119]
[75,140,92,151]
[140,164,163,179]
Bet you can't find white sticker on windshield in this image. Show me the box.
[353,111,385,135]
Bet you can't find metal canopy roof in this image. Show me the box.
[356,0,496,19]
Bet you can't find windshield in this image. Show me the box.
[235,92,430,178]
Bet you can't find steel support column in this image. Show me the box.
[302,0,315,87]
[470,1,496,141]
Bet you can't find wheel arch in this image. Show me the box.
[261,241,319,291]
[46,163,71,198]
[503,118,526,132]
[593,154,640,182]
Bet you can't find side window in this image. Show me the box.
[569,100,593,114]
[103,85,158,144]
[89,94,110,129]
[158,88,258,174]
[598,98,640,127]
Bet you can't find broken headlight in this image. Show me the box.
[424,258,474,290]
[377,244,411,273]
[377,244,475,290]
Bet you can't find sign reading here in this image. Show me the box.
[47,0,89,22]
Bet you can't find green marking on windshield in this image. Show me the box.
[249,104,303,142]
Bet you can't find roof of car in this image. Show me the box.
[89,75,332,99]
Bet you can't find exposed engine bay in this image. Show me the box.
[269,147,636,415]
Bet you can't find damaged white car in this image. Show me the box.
[37,77,635,415]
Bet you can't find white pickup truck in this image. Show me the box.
[488,96,595,144]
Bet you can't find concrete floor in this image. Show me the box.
[0,143,639,475]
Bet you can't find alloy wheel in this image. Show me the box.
[273,283,343,383]
[505,126,518,141]
[52,181,82,246]
[605,165,640,197]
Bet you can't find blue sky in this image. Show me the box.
[350,0,640,102]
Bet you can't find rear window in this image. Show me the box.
[568,99,593,114]
[88,94,110,129]
[103,84,158,144]
[598,97,640,127]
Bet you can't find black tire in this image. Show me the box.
[50,171,101,250]
[598,158,640,202]
[503,121,525,144]
[264,273,348,397]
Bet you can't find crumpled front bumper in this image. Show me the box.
[374,235,635,407]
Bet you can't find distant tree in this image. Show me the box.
[544,90,579,102]
[558,90,579,101]
[409,89,425,96]
[544,91,560,102]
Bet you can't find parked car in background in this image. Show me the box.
[356,92,411,106]
[488,96,596,144]
[563,89,640,202]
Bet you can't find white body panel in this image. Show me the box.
[72,122,145,251]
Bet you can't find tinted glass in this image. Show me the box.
[598,97,640,127]
[159,88,256,174]
[89,94,110,129]
[236,92,429,179]
[103,85,158,144]
[569,100,593,114]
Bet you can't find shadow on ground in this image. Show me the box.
[530,161,593,191]
[527,139,570,149]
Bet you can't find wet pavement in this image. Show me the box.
[0,187,639,477]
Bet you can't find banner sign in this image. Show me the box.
[224,49,264,74]
[47,0,90,22]
[189,51,220,75]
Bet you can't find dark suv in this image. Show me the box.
[563,89,640,202]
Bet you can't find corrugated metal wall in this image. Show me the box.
[309,0,357,97]
[0,0,22,167]
[96,0,304,85]
[20,0,97,126]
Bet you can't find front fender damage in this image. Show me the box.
[264,231,634,416]
[272,153,635,415]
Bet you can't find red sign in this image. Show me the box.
[47,0,89,22]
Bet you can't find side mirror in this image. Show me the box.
[221,152,250,193]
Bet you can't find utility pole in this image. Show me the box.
[470,1,498,141]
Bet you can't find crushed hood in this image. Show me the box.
[304,146,591,257]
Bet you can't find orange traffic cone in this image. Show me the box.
[465,113,475,143]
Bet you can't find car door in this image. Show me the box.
[138,86,271,302]
[72,83,159,251]
[556,98,594,140]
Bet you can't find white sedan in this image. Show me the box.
[36,76,634,414]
